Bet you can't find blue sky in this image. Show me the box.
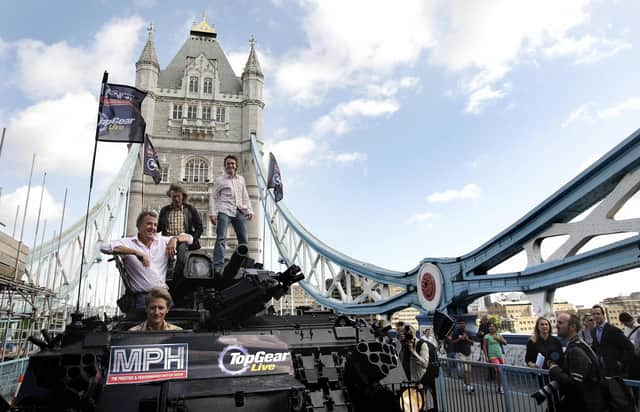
[1,0,640,308]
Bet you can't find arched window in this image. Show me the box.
[184,157,209,183]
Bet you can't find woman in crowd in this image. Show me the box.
[525,317,564,369]
[482,322,507,393]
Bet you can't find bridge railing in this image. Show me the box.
[437,358,640,412]
[0,357,28,403]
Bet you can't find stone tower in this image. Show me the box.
[126,16,264,260]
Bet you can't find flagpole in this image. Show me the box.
[141,163,145,207]
[76,71,108,314]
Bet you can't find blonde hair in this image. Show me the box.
[530,317,551,343]
[144,287,172,307]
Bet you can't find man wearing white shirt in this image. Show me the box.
[100,210,193,310]
[209,155,253,272]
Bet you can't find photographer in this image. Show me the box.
[400,328,430,382]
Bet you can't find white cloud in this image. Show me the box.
[270,1,619,114]
[544,35,631,64]
[597,98,640,119]
[312,98,399,137]
[465,84,510,114]
[427,184,481,203]
[13,16,144,100]
[404,212,437,224]
[561,101,596,128]
[365,77,420,98]
[7,92,127,176]
[266,136,318,169]
[266,137,367,170]
[273,0,433,105]
[327,152,367,163]
[0,186,63,245]
[427,1,597,112]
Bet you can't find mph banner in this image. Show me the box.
[107,334,293,385]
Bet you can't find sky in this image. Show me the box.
[1,0,640,309]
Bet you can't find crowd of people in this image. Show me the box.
[373,305,639,412]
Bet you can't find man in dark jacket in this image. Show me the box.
[591,304,634,377]
[549,313,605,412]
[157,184,203,251]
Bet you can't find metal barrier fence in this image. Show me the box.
[435,358,640,412]
[0,357,28,402]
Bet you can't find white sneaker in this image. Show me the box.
[468,385,475,393]
[497,387,504,394]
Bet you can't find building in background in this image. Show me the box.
[270,284,322,314]
[126,16,264,261]
[600,292,640,328]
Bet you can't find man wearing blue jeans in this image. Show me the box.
[209,155,253,272]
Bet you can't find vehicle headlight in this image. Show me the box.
[185,255,212,279]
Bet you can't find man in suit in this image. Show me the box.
[157,184,203,251]
[590,304,634,377]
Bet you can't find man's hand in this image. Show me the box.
[210,215,217,225]
[136,253,150,267]
[246,212,253,221]
[166,237,178,259]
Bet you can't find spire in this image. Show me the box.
[137,23,159,69]
[243,35,263,78]
[190,11,217,38]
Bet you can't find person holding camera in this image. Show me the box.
[400,329,434,411]
[400,327,429,381]
[450,319,475,393]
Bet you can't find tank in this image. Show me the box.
[11,246,410,412]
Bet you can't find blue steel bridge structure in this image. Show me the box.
[0,128,639,409]
[15,128,640,322]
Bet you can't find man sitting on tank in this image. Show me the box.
[99,210,192,311]
[129,288,182,331]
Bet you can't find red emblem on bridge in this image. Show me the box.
[421,273,436,301]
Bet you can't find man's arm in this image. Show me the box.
[610,325,635,368]
[164,233,193,259]
[412,342,429,368]
[189,205,203,240]
[549,346,592,390]
[156,206,168,235]
[208,180,218,224]
[240,176,253,219]
[100,241,150,267]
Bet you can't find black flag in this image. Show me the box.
[97,83,147,143]
[144,135,162,184]
[267,152,283,202]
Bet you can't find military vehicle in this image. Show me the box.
[10,245,434,412]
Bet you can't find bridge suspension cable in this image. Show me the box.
[24,145,140,306]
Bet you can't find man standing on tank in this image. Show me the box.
[209,155,253,273]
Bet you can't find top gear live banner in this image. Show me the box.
[97,83,147,143]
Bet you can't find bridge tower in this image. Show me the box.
[126,16,264,259]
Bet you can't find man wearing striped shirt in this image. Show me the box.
[209,155,253,272]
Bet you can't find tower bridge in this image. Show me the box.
[3,14,640,331]
[0,15,639,408]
